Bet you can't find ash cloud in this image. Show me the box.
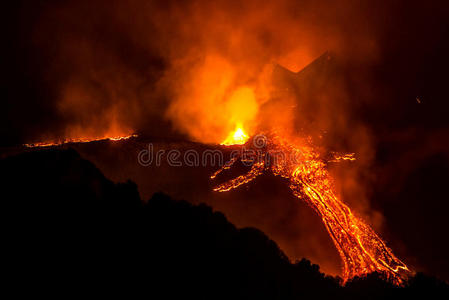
[3,0,391,144]
[3,1,448,145]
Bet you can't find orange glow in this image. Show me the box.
[165,54,262,144]
[329,153,356,162]
[221,124,249,145]
[212,132,410,285]
[220,86,258,145]
[24,134,137,148]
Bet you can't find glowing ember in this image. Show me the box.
[24,134,138,148]
[329,152,356,162]
[212,132,410,285]
[221,124,250,146]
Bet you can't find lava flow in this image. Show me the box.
[212,132,410,284]
[23,134,138,148]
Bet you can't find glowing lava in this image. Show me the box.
[221,124,249,146]
[24,134,138,148]
[212,132,410,285]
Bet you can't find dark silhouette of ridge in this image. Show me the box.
[1,149,447,298]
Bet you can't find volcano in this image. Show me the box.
[3,1,449,297]
[8,53,410,283]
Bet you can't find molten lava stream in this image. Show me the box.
[23,134,138,148]
[212,132,410,285]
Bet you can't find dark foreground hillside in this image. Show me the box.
[1,148,447,299]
